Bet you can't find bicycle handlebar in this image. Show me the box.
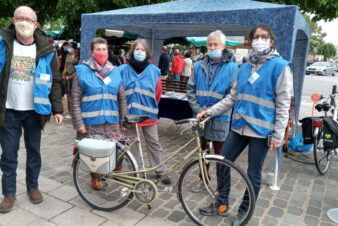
[174,116,212,126]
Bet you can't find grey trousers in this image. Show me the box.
[127,124,167,175]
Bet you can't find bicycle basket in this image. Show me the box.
[77,138,117,174]
[323,117,338,150]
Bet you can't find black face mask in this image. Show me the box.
[129,55,149,74]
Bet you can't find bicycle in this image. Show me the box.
[307,91,338,175]
[72,114,255,226]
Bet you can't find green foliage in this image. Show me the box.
[322,43,337,59]
[261,0,338,21]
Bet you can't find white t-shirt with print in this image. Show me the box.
[6,40,36,110]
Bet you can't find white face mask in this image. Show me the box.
[15,21,35,38]
[252,38,271,52]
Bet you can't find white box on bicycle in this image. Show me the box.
[77,138,116,174]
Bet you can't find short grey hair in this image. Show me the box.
[207,30,226,46]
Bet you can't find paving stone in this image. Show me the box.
[253,207,265,217]
[93,207,145,226]
[27,219,57,226]
[47,184,78,201]
[164,199,179,209]
[287,206,303,216]
[273,199,288,208]
[0,208,39,225]
[268,207,284,218]
[68,196,94,211]
[304,215,320,226]
[15,193,73,220]
[152,208,170,218]
[280,184,293,192]
[320,222,337,226]
[127,200,143,211]
[277,191,291,200]
[159,192,174,200]
[167,210,186,223]
[51,207,106,226]
[256,198,270,208]
[307,206,321,217]
[283,213,301,225]
[261,216,279,226]
[309,199,322,208]
[136,216,175,226]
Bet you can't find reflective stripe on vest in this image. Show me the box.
[76,64,122,125]
[33,52,55,115]
[232,58,290,136]
[195,60,237,122]
[120,64,160,119]
[0,36,6,74]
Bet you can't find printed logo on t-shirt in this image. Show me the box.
[9,55,36,82]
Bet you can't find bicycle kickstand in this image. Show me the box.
[147,204,152,210]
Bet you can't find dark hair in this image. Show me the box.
[184,51,191,58]
[90,37,108,52]
[249,24,276,43]
[129,39,152,59]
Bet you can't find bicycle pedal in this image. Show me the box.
[159,186,173,192]
[120,187,129,197]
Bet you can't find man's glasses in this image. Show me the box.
[14,17,37,24]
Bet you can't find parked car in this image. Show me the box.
[306,62,336,76]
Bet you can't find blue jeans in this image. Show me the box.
[173,73,181,81]
[217,130,269,214]
[0,110,42,196]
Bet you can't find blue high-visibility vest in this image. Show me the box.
[120,64,160,120]
[0,36,54,115]
[76,64,122,125]
[232,57,290,136]
[195,61,237,121]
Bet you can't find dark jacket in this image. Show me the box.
[158,52,170,75]
[0,25,63,129]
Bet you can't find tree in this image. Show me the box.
[322,43,337,60]
[261,0,338,21]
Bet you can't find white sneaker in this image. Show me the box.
[191,183,206,193]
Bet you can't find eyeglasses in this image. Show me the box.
[253,34,270,40]
[14,17,37,24]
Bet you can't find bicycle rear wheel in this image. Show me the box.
[73,147,137,211]
[178,156,255,226]
[313,128,331,175]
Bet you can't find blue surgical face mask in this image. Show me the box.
[134,50,146,62]
[207,49,222,59]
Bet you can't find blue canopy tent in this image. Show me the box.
[186,37,243,47]
[80,0,311,124]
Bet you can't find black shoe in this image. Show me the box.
[156,174,171,185]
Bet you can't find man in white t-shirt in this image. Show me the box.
[0,6,63,213]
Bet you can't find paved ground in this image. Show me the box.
[0,99,338,225]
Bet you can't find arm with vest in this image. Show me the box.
[49,53,64,124]
[187,66,203,114]
[271,66,293,144]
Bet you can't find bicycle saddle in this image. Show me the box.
[124,114,150,124]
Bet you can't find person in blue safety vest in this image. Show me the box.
[71,37,128,190]
[187,30,238,193]
[197,25,293,225]
[119,39,171,185]
[0,6,64,213]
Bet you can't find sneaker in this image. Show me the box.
[232,213,245,226]
[0,195,16,213]
[156,174,171,185]
[27,189,43,204]
[91,173,103,190]
[191,183,206,193]
[199,202,229,216]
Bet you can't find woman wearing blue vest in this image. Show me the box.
[119,39,170,185]
[71,37,127,189]
[197,25,293,225]
[187,30,238,193]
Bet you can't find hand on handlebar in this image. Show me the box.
[196,111,208,121]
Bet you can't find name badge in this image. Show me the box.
[248,72,260,84]
[40,73,51,81]
[103,76,111,85]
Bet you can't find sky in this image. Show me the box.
[318,18,338,46]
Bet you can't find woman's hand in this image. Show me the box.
[77,126,87,134]
[196,111,207,121]
[269,141,281,150]
[54,114,64,124]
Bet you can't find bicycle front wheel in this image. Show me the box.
[178,156,255,226]
[313,128,331,175]
[73,148,137,211]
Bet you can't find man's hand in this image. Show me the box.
[54,114,64,125]
[269,141,281,150]
[77,126,87,134]
[196,111,207,121]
